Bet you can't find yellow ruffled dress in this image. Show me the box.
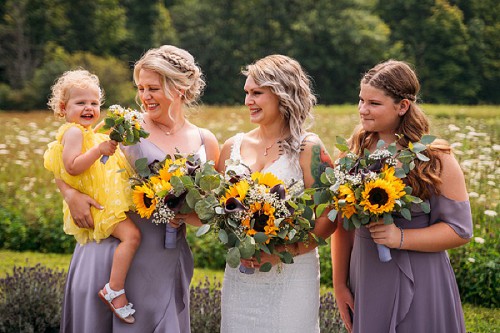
[44,123,134,244]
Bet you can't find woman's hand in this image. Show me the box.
[172,212,203,228]
[367,221,401,249]
[63,186,102,229]
[334,284,354,333]
[241,251,282,269]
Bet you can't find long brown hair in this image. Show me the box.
[350,60,450,199]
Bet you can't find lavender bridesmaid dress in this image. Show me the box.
[60,138,206,333]
[349,195,473,333]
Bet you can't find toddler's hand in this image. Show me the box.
[98,140,118,156]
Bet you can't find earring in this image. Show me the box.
[399,112,405,116]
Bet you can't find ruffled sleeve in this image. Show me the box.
[43,123,86,178]
[429,195,473,239]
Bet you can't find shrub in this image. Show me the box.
[320,292,348,333]
[0,264,66,333]
[449,236,499,308]
[190,277,221,333]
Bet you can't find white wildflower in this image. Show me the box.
[474,237,485,244]
[467,258,476,263]
[484,210,497,217]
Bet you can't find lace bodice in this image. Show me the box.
[226,133,304,190]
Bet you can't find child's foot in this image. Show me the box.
[98,283,135,324]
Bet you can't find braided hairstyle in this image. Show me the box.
[349,60,450,199]
[133,45,205,109]
[242,54,316,161]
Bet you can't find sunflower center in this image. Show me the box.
[368,188,389,206]
[144,195,153,208]
[252,212,269,232]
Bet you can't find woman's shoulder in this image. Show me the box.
[434,150,468,201]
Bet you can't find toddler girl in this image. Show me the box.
[44,69,140,324]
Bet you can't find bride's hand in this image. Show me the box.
[241,252,281,269]
[171,212,203,228]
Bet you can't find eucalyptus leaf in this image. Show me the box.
[401,208,412,221]
[186,189,202,209]
[104,117,115,127]
[421,201,431,214]
[196,224,210,237]
[420,135,436,145]
[281,252,294,264]
[327,209,338,222]
[254,232,269,244]
[416,152,430,161]
[383,213,393,224]
[315,203,327,218]
[200,175,221,191]
[226,247,241,268]
[259,262,273,272]
[219,229,229,244]
[194,200,215,221]
[239,236,256,258]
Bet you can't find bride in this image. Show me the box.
[217,54,338,333]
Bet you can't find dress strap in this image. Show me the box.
[229,133,244,161]
[197,127,205,145]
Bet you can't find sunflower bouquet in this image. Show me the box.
[319,135,435,262]
[203,166,316,273]
[131,153,222,248]
[98,104,149,163]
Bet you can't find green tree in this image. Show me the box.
[64,0,127,56]
[171,0,391,104]
[452,0,500,103]
[120,0,178,62]
[376,0,478,103]
[0,0,69,88]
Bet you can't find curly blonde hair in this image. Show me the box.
[350,60,450,199]
[242,54,316,160]
[47,69,103,118]
[133,45,205,109]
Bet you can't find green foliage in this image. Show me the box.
[449,236,499,308]
[189,277,222,333]
[0,264,66,333]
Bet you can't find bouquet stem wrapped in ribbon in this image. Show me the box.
[318,135,435,262]
[98,105,149,164]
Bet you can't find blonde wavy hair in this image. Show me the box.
[133,45,205,111]
[242,54,316,160]
[349,60,450,199]
[47,69,103,118]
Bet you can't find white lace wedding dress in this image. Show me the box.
[220,133,320,333]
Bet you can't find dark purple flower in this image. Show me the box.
[224,197,247,213]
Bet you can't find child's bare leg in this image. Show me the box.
[101,217,141,308]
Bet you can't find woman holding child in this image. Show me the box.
[55,45,219,332]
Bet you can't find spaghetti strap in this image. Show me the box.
[198,127,205,145]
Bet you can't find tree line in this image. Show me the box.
[0,0,498,110]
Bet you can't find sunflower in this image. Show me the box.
[133,184,157,218]
[361,178,401,214]
[244,201,279,239]
[381,165,406,196]
[150,176,173,195]
[158,158,186,182]
[334,184,357,219]
[251,172,283,189]
[221,179,250,204]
